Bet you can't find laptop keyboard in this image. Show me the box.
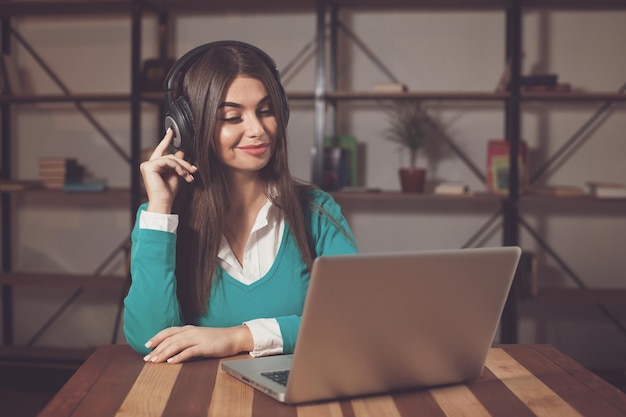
[261,370,290,386]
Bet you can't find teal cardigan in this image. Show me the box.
[123,189,358,355]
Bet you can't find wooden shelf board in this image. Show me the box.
[522,192,626,201]
[326,91,509,101]
[324,91,626,102]
[520,0,626,10]
[0,1,132,17]
[2,91,624,105]
[331,190,503,202]
[0,93,134,104]
[0,272,128,291]
[2,0,623,18]
[327,0,626,10]
[521,92,626,102]
[0,93,165,104]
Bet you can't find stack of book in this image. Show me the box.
[434,182,470,196]
[486,139,528,194]
[317,136,360,192]
[371,82,408,93]
[38,157,85,189]
[521,74,571,93]
[586,181,626,199]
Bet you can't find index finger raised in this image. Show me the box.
[149,128,175,160]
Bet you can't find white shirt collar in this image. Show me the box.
[217,198,285,284]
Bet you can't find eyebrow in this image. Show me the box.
[218,95,271,110]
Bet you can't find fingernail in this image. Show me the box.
[167,357,174,363]
[166,127,172,133]
[145,341,152,348]
[143,354,151,362]
[150,356,159,363]
[191,165,198,171]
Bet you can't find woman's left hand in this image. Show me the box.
[142,325,254,364]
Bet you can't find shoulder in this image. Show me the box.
[301,187,337,207]
[295,186,346,224]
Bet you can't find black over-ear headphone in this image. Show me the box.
[164,40,289,150]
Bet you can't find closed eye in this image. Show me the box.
[257,107,274,117]
[257,96,274,118]
[218,95,273,123]
[221,116,242,123]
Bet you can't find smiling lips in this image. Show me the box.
[238,143,270,156]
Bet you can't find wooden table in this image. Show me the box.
[38,344,626,417]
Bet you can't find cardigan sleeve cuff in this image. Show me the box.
[139,210,179,233]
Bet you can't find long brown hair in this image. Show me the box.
[171,43,315,321]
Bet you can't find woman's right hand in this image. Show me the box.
[140,128,198,214]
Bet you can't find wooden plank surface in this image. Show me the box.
[512,344,626,417]
[36,344,626,417]
[486,348,584,417]
[114,362,182,417]
[161,358,219,417]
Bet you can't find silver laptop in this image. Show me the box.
[222,246,521,404]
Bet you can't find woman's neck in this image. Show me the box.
[225,171,267,212]
[222,171,269,265]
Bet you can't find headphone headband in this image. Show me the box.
[164,40,283,107]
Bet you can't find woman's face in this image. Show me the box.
[214,75,277,176]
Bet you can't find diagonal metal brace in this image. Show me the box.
[10,27,130,164]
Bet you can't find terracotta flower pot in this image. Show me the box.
[399,168,426,193]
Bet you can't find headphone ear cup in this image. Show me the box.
[283,94,290,124]
[164,97,194,150]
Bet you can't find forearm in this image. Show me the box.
[276,315,302,354]
[124,218,184,354]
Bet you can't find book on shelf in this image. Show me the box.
[38,156,79,169]
[486,139,528,194]
[496,70,569,94]
[321,147,349,192]
[142,57,176,92]
[38,157,85,189]
[337,186,382,193]
[62,178,107,192]
[523,83,572,93]
[371,82,408,93]
[433,181,469,196]
[314,136,359,192]
[586,181,626,199]
[520,74,558,87]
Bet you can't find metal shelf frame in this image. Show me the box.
[1,0,625,352]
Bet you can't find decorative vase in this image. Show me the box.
[399,168,426,193]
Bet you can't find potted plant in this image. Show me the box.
[384,99,438,193]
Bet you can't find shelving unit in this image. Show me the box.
[0,1,146,353]
[1,0,625,365]
[312,0,626,347]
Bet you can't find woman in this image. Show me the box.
[123,41,358,364]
